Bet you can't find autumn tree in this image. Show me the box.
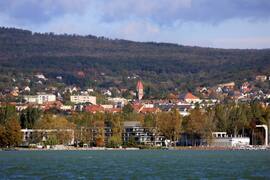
[157,108,182,145]
[34,114,75,145]
[0,105,22,148]
[93,113,105,147]
[69,112,95,146]
[184,108,214,146]
[107,113,123,147]
[0,119,22,148]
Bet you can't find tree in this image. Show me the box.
[93,113,105,147]
[122,103,134,114]
[20,107,41,129]
[157,108,182,145]
[184,108,214,146]
[0,119,22,148]
[108,113,123,147]
[34,114,75,145]
[108,136,122,148]
[0,105,17,124]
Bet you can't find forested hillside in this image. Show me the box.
[0,27,270,96]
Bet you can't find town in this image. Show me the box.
[0,73,269,150]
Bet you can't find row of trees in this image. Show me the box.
[0,102,269,148]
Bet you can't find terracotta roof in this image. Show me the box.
[105,108,121,113]
[85,105,104,113]
[140,107,160,113]
[136,80,143,90]
[184,92,200,100]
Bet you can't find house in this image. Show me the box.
[241,82,251,93]
[132,103,160,114]
[103,90,112,96]
[56,76,62,80]
[70,95,96,105]
[65,86,79,93]
[183,92,201,104]
[256,75,267,82]
[218,82,235,89]
[108,97,128,108]
[23,86,31,92]
[35,73,47,80]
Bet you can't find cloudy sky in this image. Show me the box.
[1,0,270,49]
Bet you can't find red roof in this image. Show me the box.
[136,80,143,90]
[105,108,121,113]
[85,105,104,113]
[184,92,199,100]
[140,107,160,114]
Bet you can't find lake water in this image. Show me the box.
[0,150,270,179]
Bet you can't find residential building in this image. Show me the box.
[184,92,201,104]
[218,82,235,89]
[70,95,96,105]
[108,97,128,108]
[24,93,56,104]
[256,75,267,82]
[123,121,164,146]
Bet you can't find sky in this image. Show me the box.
[0,0,270,49]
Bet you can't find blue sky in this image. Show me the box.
[0,0,270,49]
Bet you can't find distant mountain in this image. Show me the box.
[0,27,270,97]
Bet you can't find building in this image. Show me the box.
[256,75,267,82]
[184,92,201,104]
[218,82,235,89]
[35,73,47,80]
[24,93,56,104]
[211,132,250,147]
[123,121,164,146]
[70,95,96,105]
[136,80,144,100]
[241,82,251,93]
[21,129,74,146]
[108,97,128,108]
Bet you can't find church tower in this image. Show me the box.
[136,80,144,100]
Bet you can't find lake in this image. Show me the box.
[0,150,270,179]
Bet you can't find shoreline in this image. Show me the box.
[2,145,269,151]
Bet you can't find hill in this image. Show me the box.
[0,27,270,97]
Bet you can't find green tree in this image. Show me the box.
[0,105,17,124]
[122,103,134,114]
[20,107,41,129]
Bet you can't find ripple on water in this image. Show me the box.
[0,150,269,179]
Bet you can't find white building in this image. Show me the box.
[70,95,96,105]
[24,93,56,104]
[108,97,128,108]
[211,132,250,147]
